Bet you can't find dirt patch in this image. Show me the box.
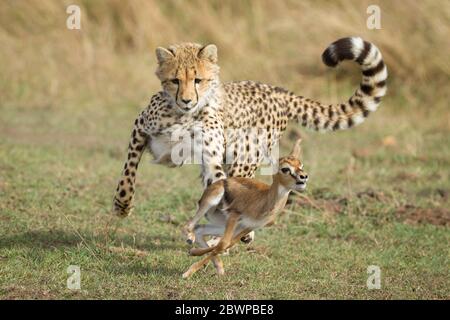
[166,288,182,299]
[158,213,180,226]
[382,135,398,147]
[293,188,391,215]
[396,205,450,227]
[1,285,57,300]
[245,244,271,258]
[393,172,419,182]
[294,194,347,215]
[417,188,449,201]
[352,147,374,159]
[310,187,341,200]
[356,188,389,202]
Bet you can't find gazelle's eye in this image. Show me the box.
[170,79,179,85]
[281,168,290,174]
[194,78,202,84]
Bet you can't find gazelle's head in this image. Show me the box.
[277,138,308,191]
[155,43,220,114]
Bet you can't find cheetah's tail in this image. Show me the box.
[287,37,388,131]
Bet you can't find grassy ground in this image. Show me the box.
[0,101,448,299]
[0,0,449,300]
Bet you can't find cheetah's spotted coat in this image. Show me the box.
[113,37,388,222]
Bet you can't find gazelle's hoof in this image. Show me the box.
[185,233,195,246]
[182,224,196,246]
[216,267,225,276]
[241,231,255,244]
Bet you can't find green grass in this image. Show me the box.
[0,102,449,300]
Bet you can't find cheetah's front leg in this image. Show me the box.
[113,116,149,217]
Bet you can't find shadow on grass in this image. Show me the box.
[105,261,183,277]
[0,229,180,251]
[0,230,184,276]
[0,230,82,249]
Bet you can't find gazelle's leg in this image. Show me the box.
[183,183,224,244]
[199,235,224,276]
[240,231,255,244]
[190,224,225,256]
[203,210,228,250]
[212,219,246,255]
[182,254,215,279]
[212,256,224,275]
[229,228,253,247]
[193,224,226,274]
[189,212,239,257]
[227,163,258,245]
[194,225,225,245]
[183,205,214,245]
[190,226,252,257]
[183,213,239,278]
[182,228,252,279]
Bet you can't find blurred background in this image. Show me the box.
[0,1,449,299]
[0,0,448,110]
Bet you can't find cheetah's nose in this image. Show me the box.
[181,99,192,105]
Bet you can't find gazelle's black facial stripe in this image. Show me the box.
[281,167,305,182]
[290,172,299,180]
[286,168,306,181]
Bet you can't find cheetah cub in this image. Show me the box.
[182,138,307,278]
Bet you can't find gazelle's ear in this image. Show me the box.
[290,138,302,158]
[155,47,174,64]
[198,44,218,63]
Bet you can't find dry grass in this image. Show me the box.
[0,0,449,110]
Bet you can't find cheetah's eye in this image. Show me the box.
[194,78,202,84]
[281,168,290,174]
[170,79,179,85]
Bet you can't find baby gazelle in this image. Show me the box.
[182,138,308,278]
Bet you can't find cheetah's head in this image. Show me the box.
[155,43,220,114]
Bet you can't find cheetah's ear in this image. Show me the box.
[198,44,218,63]
[155,47,174,64]
[290,138,302,158]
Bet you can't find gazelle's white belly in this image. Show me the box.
[238,215,268,230]
[207,209,268,231]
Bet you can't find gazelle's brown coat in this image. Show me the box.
[183,139,308,278]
